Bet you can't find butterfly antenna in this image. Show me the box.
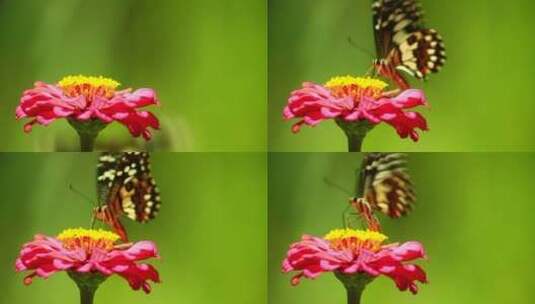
[69,184,95,206]
[68,184,98,228]
[323,177,352,197]
[365,64,377,77]
[322,178,359,227]
[347,36,374,60]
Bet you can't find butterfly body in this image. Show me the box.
[95,152,161,242]
[349,197,382,232]
[94,205,128,242]
[374,58,411,91]
[372,0,446,89]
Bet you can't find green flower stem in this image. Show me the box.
[79,133,97,152]
[68,272,107,304]
[335,272,375,304]
[68,119,108,152]
[335,120,374,152]
[345,285,365,304]
[79,285,96,304]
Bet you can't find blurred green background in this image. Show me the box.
[0,0,266,151]
[269,0,535,151]
[0,153,266,303]
[269,153,535,303]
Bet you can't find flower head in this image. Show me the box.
[283,76,428,141]
[15,228,160,294]
[282,228,427,294]
[16,75,160,140]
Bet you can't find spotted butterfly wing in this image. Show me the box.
[95,152,161,241]
[372,0,446,89]
[357,153,415,218]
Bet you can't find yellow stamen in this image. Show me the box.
[58,75,120,90]
[325,76,387,90]
[325,228,387,252]
[57,228,120,252]
[324,76,387,100]
[325,228,387,242]
[58,75,120,100]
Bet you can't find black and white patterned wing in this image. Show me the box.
[372,0,423,58]
[97,152,161,223]
[372,0,446,79]
[358,153,415,218]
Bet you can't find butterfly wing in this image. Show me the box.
[96,153,121,206]
[372,0,423,58]
[96,152,162,240]
[358,153,415,218]
[112,152,161,223]
[126,155,161,223]
[96,153,128,240]
[372,0,446,82]
[393,29,446,79]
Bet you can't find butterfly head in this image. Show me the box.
[372,58,385,65]
[372,58,389,73]
[93,205,109,221]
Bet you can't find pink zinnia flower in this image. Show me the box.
[16,75,160,140]
[283,76,428,141]
[282,228,427,294]
[15,228,160,294]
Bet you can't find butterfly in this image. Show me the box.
[371,0,446,90]
[94,152,161,242]
[354,153,415,218]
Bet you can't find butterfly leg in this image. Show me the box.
[365,64,376,77]
[375,60,411,90]
[350,198,382,232]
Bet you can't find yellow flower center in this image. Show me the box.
[57,228,120,253]
[324,228,387,253]
[58,75,120,100]
[324,76,387,100]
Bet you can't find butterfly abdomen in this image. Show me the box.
[350,198,382,232]
[374,58,411,90]
[94,205,128,242]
